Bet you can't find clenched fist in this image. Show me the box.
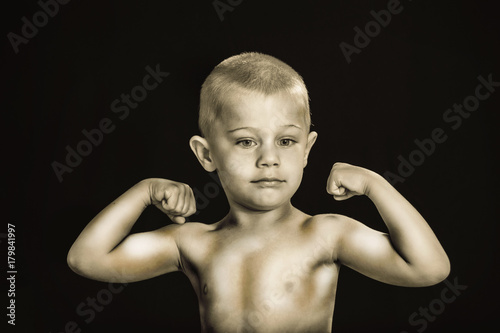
[327,162,379,201]
[147,179,197,223]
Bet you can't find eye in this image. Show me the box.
[278,138,295,147]
[236,139,257,148]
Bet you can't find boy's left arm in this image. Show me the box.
[326,162,450,287]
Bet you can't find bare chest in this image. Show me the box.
[181,226,339,331]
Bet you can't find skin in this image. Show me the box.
[67,88,450,332]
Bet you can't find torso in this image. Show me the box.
[177,214,341,333]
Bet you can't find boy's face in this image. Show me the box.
[208,88,317,211]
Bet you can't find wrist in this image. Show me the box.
[136,178,155,207]
[363,171,390,198]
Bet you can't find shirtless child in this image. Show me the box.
[67,52,450,332]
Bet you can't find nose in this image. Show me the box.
[257,144,280,168]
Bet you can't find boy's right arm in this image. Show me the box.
[67,179,196,283]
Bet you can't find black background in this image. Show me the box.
[3,0,499,332]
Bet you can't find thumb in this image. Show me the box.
[327,177,345,196]
[333,192,355,201]
[330,186,347,196]
[168,214,186,224]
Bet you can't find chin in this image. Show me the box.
[242,196,292,211]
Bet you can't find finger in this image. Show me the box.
[326,172,342,195]
[164,187,179,211]
[185,187,197,216]
[327,179,346,195]
[161,196,179,215]
[161,200,178,217]
[161,199,170,212]
[326,179,339,195]
[174,216,186,224]
[154,202,167,215]
[333,192,356,201]
[330,186,347,196]
[168,214,186,224]
[185,185,195,215]
[166,211,180,223]
[178,186,189,216]
[333,194,349,201]
[172,185,186,213]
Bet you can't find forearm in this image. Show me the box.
[366,174,449,274]
[68,179,152,265]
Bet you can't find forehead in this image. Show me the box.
[218,88,307,130]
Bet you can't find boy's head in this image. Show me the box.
[198,52,311,139]
[190,52,317,211]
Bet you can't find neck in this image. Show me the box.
[222,201,301,229]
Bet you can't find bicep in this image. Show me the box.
[94,225,182,283]
[335,217,418,286]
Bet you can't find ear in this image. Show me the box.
[303,131,318,168]
[189,135,217,172]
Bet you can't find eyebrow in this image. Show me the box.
[227,124,302,133]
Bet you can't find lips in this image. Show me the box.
[251,177,286,185]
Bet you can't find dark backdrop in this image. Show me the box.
[3,0,499,332]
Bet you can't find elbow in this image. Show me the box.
[435,257,451,283]
[426,266,450,287]
[67,249,80,274]
[67,247,88,276]
[432,252,451,284]
[67,248,118,282]
[416,257,451,287]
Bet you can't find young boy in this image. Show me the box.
[67,52,450,332]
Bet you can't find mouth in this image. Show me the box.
[251,178,286,186]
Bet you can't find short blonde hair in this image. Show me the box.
[199,52,311,138]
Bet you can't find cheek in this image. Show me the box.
[284,148,307,166]
[216,155,252,183]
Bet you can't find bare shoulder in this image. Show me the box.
[149,221,216,258]
[158,220,215,241]
[307,213,356,233]
[305,214,361,261]
[167,220,219,259]
[309,213,372,242]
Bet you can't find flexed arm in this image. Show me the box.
[327,163,450,287]
[67,179,196,283]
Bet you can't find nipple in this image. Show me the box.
[203,284,208,295]
[285,281,295,292]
